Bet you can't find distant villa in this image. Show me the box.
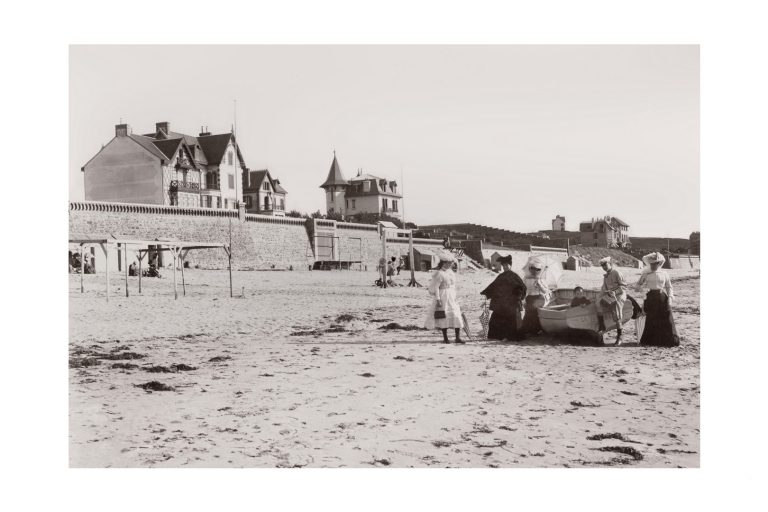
[320,152,403,220]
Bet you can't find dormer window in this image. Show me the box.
[227,151,233,165]
[363,181,371,192]
[263,182,270,191]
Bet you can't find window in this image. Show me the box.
[170,194,178,206]
[228,174,235,189]
[215,197,221,209]
[345,199,349,209]
[245,196,252,208]
[363,181,370,192]
[351,199,355,209]
[263,182,270,191]
[392,200,398,212]
[264,196,271,210]
[227,151,233,165]
[382,198,388,211]
[280,199,284,210]
[224,199,228,209]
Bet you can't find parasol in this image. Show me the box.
[522,254,564,290]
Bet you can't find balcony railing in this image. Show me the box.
[200,183,220,191]
[169,180,201,193]
[258,204,285,211]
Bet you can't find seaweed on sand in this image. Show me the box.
[134,381,176,392]
[378,323,427,331]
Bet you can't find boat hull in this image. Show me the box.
[538,289,634,335]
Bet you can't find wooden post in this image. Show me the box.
[138,251,143,294]
[124,244,129,298]
[407,230,421,287]
[101,243,110,302]
[79,245,84,293]
[180,249,187,296]
[227,245,233,297]
[381,225,387,288]
[172,246,178,300]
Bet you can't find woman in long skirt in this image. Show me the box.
[635,252,680,347]
[481,255,526,341]
[425,253,465,343]
[521,260,552,336]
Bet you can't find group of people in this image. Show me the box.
[68,251,95,274]
[423,251,679,347]
[376,256,406,287]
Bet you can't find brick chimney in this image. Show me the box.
[155,121,170,135]
[199,125,211,136]
[115,124,129,137]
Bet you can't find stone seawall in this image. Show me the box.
[69,202,446,271]
[69,202,311,270]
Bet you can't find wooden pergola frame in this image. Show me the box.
[69,235,232,301]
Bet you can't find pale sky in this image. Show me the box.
[70,45,699,238]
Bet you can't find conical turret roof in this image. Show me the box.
[320,152,348,188]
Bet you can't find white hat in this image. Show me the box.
[437,250,455,263]
[642,252,666,266]
[598,256,612,265]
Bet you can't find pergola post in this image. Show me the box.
[137,250,144,294]
[79,244,84,293]
[124,243,129,298]
[180,248,188,296]
[100,243,110,302]
[172,246,178,300]
[225,246,233,298]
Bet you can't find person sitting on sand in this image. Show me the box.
[635,252,680,347]
[597,256,627,346]
[128,261,138,276]
[480,254,526,341]
[570,286,592,307]
[425,252,464,344]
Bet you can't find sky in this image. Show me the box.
[70,45,699,238]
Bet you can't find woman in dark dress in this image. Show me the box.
[480,255,527,341]
[635,252,680,347]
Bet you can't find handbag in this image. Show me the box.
[434,300,446,319]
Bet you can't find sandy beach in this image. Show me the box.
[69,266,700,468]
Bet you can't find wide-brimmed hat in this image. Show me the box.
[437,250,455,263]
[598,256,612,265]
[498,255,512,265]
[642,252,666,266]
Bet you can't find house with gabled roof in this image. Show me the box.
[243,169,288,216]
[82,121,248,209]
[319,152,402,220]
[579,216,631,248]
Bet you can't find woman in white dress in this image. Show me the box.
[425,253,465,343]
[635,252,679,347]
[521,260,552,336]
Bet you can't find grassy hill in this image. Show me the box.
[629,237,690,253]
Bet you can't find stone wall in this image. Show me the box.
[69,202,312,270]
[68,201,445,271]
